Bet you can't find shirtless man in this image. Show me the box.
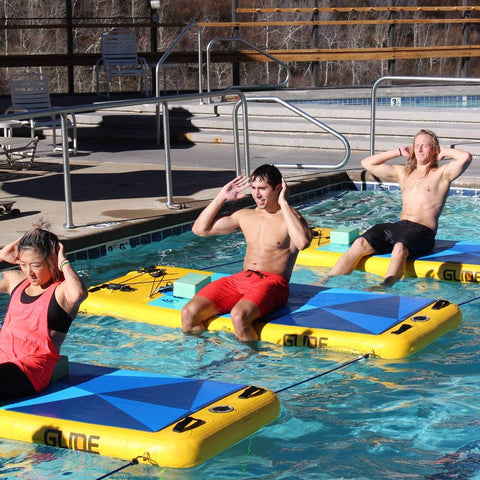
[181,164,311,342]
[323,129,472,287]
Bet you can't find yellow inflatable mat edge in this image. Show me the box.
[0,362,280,468]
[80,265,462,359]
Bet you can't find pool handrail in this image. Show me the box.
[154,21,203,146]
[154,21,203,99]
[233,96,350,175]
[370,75,480,155]
[205,37,290,104]
[0,89,249,228]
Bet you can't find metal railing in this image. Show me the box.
[0,89,249,228]
[154,21,203,146]
[154,21,203,98]
[233,96,350,175]
[370,75,480,155]
[205,37,290,103]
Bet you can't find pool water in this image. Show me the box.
[294,95,480,108]
[2,190,480,479]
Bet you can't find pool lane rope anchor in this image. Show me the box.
[93,353,369,479]
[94,454,146,480]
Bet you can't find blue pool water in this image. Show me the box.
[294,95,480,108]
[2,190,480,479]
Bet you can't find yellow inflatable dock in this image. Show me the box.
[80,265,462,359]
[0,362,280,468]
[297,227,480,283]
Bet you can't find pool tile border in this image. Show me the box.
[293,95,480,108]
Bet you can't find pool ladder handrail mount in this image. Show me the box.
[234,96,351,175]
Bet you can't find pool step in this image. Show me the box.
[72,98,480,155]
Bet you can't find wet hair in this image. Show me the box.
[250,164,282,189]
[18,220,62,282]
[404,129,440,177]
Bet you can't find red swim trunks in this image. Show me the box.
[197,270,289,317]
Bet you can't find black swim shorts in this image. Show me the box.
[361,220,435,257]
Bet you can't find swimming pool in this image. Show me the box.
[294,95,480,108]
[1,190,480,479]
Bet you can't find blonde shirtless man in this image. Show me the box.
[181,164,312,342]
[323,129,472,287]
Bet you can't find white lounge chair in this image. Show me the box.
[5,73,77,155]
[95,29,149,98]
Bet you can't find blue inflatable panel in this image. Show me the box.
[152,283,432,336]
[417,240,480,264]
[0,362,280,468]
[312,240,480,264]
[2,362,246,432]
[264,284,432,335]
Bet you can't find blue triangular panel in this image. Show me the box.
[361,240,480,264]
[189,380,244,411]
[321,295,401,319]
[422,249,463,259]
[397,296,432,319]
[306,289,386,309]
[269,289,433,334]
[323,295,429,321]
[3,363,249,433]
[455,242,480,252]
[79,372,190,395]
[324,308,399,334]
[3,386,94,410]
[99,394,188,431]
[269,307,372,334]
[10,395,151,431]
[289,283,329,297]
[420,252,480,264]
[426,241,480,256]
[291,304,318,314]
[263,284,325,320]
[317,238,480,265]
[107,379,205,409]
